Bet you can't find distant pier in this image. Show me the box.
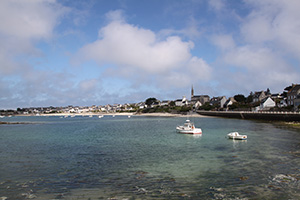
[197,111,300,122]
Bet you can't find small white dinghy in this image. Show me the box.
[227,132,247,140]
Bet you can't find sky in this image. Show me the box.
[1,0,300,109]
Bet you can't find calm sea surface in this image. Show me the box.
[0,115,300,199]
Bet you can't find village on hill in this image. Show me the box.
[1,83,300,116]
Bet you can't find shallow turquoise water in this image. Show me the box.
[0,115,299,199]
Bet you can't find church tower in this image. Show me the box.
[191,85,194,99]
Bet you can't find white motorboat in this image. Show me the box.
[176,119,202,134]
[227,132,247,140]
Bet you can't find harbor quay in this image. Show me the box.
[197,110,300,122]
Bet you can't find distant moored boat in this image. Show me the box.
[227,132,247,140]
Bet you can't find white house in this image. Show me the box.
[210,96,227,108]
[160,100,170,106]
[137,102,147,109]
[287,84,300,106]
[175,96,188,106]
[294,97,300,109]
[193,101,202,109]
[278,99,287,107]
[224,97,236,108]
[253,91,266,103]
[259,97,276,110]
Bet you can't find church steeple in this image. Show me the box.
[191,85,194,99]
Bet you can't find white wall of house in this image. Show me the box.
[175,96,188,107]
[160,101,169,106]
[278,100,287,107]
[227,101,233,106]
[175,101,183,106]
[194,101,202,108]
[260,97,275,110]
[294,98,300,109]
[220,96,227,108]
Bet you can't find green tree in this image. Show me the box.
[145,97,158,107]
[200,102,213,111]
[234,94,246,103]
[169,101,175,107]
[229,102,239,110]
[246,92,253,103]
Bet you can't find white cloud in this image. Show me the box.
[217,43,299,92]
[0,0,66,40]
[105,9,125,22]
[0,0,71,108]
[0,0,68,74]
[241,0,300,58]
[211,34,235,50]
[210,0,300,94]
[186,57,212,80]
[75,11,212,88]
[79,79,98,92]
[159,57,211,89]
[208,0,225,11]
[159,16,203,40]
[77,21,193,74]
[224,46,279,71]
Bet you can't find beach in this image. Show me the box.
[31,112,209,118]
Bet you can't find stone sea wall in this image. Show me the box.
[197,111,300,122]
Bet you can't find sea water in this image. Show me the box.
[0,115,299,199]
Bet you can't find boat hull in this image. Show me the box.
[227,132,247,140]
[176,128,202,135]
[176,119,202,135]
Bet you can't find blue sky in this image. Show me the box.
[1,0,300,109]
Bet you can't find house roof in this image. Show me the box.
[260,97,272,104]
[224,97,236,105]
[253,91,265,98]
[211,96,226,101]
[193,95,210,98]
[288,84,300,94]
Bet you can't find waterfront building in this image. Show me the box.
[224,97,236,108]
[210,96,227,108]
[252,91,266,103]
[191,85,210,105]
[287,84,300,107]
[160,100,170,106]
[259,97,276,110]
[175,96,188,106]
